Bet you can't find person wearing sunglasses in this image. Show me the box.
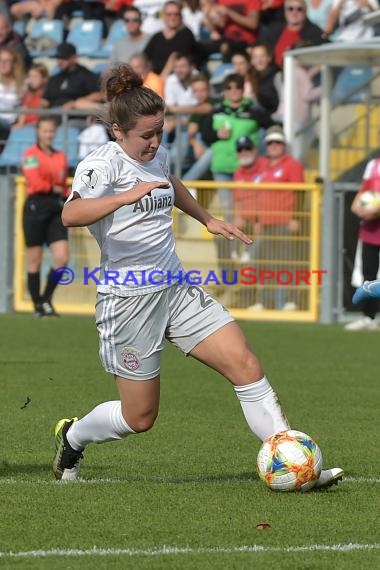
[144,1,200,79]
[111,6,151,65]
[258,0,328,69]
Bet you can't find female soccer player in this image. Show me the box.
[22,116,69,317]
[53,64,343,489]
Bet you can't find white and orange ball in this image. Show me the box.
[257,430,323,492]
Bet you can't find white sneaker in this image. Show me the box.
[344,316,378,331]
[282,302,297,311]
[313,468,344,490]
[248,303,265,311]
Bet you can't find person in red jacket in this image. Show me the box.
[22,116,69,317]
[233,135,267,261]
[251,124,305,310]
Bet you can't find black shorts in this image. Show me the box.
[23,194,68,247]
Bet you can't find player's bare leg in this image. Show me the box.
[190,322,344,489]
[53,376,160,480]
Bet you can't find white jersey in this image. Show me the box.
[69,141,183,296]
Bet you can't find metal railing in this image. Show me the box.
[13,176,323,321]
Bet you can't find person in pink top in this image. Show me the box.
[250,125,305,311]
[345,158,380,331]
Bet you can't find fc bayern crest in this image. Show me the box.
[121,346,141,371]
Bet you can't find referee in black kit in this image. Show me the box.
[22,117,69,317]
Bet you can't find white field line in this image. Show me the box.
[0,543,379,560]
[0,476,379,485]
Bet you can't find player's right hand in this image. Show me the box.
[119,180,170,205]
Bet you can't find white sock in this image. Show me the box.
[234,376,290,442]
[67,401,135,450]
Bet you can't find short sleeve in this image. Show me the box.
[68,158,114,202]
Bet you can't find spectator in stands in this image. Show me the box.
[128,53,164,97]
[232,135,267,261]
[13,63,49,129]
[258,0,328,69]
[179,74,214,181]
[201,0,260,58]
[22,116,69,318]
[164,52,198,108]
[0,46,24,142]
[78,115,109,160]
[110,6,150,65]
[211,73,273,200]
[249,43,280,115]
[163,52,200,172]
[182,0,204,39]
[345,157,380,330]
[325,0,379,42]
[232,134,267,306]
[10,0,60,20]
[143,1,200,79]
[41,43,102,113]
[0,13,31,69]
[249,125,305,311]
[259,0,286,30]
[305,0,333,31]
[133,0,166,35]
[210,73,273,275]
[272,40,321,160]
[231,50,254,98]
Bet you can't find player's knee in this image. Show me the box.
[229,346,263,384]
[241,350,263,380]
[125,410,158,433]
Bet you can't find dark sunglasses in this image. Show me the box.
[266,140,284,146]
[124,17,141,22]
[237,147,254,152]
[286,5,304,12]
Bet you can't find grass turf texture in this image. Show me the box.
[0,314,378,569]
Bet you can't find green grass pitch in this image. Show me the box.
[0,314,379,569]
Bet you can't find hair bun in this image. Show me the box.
[105,64,143,101]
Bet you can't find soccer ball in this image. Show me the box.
[359,190,380,209]
[257,430,323,492]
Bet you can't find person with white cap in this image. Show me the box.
[250,125,305,311]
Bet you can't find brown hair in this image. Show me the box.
[101,64,164,133]
[190,73,209,86]
[29,62,49,80]
[0,47,25,93]
[223,73,245,91]
[36,116,58,129]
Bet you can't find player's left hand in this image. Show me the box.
[206,217,253,245]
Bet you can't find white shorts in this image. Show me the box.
[95,284,234,380]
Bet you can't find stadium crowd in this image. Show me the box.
[2,0,379,172]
